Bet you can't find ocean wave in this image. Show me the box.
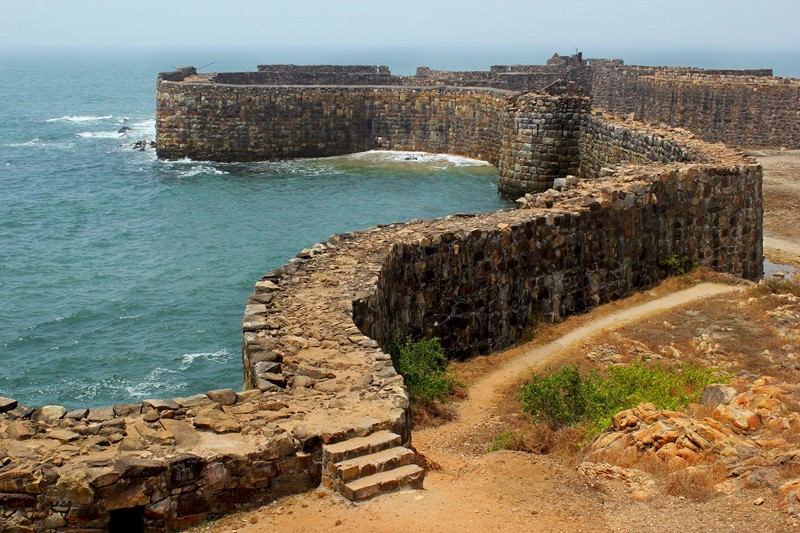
[76,131,124,139]
[345,150,492,168]
[4,138,75,150]
[179,349,231,370]
[129,118,156,136]
[164,161,230,178]
[46,115,113,124]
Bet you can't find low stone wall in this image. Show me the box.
[578,113,694,178]
[635,75,800,148]
[0,314,410,531]
[242,112,762,383]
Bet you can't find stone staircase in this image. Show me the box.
[322,430,424,501]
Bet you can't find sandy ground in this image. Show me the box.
[757,150,800,270]
[191,153,800,533]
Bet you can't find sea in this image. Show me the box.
[1,47,797,409]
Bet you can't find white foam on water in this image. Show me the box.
[129,118,156,137]
[5,138,75,150]
[76,131,124,139]
[346,150,491,168]
[179,349,231,370]
[122,366,185,399]
[46,115,113,123]
[174,164,230,178]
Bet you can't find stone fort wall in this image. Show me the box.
[635,74,800,148]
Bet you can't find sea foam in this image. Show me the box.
[46,115,113,123]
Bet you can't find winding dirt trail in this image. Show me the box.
[447,283,742,436]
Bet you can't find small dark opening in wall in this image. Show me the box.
[108,506,145,533]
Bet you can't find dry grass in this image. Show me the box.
[411,391,465,429]
[664,464,729,501]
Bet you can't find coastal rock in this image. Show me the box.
[33,405,67,422]
[206,388,237,406]
[0,396,18,413]
[193,406,241,433]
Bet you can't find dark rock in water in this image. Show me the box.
[118,126,132,134]
[131,139,157,151]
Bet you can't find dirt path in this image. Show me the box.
[450,283,742,433]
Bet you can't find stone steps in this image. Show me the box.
[322,431,424,501]
[340,463,424,501]
[323,430,402,464]
[331,446,416,483]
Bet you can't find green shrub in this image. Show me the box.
[389,336,454,403]
[488,431,524,452]
[518,362,724,439]
[659,254,696,276]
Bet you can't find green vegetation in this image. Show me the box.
[659,254,696,276]
[389,336,455,403]
[488,431,525,453]
[518,362,725,440]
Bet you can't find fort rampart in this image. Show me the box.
[635,74,800,148]
[0,56,768,532]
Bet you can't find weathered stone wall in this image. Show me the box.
[497,93,590,198]
[352,146,762,361]
[635,75,800,148]
[589,61,774,116]
[0,309,410,532]
[157,81,593,197]
[156,83,515,163]
[578,113,694,179]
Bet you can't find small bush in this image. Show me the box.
[518,362,725,440]
[659,254,696,276]
[390,336,455,403]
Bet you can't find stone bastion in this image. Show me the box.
[0,69,764,532]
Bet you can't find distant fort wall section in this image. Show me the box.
[635,74,800,148]
[156,55,796,181]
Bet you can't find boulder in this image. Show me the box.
[206,388,237,406]
[701,384,737,407]
[193,406,241,433]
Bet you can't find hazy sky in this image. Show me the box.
[1,0,798,52]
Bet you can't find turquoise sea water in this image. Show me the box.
[1,47,796,409]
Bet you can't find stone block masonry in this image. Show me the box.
[635,74,800,148]
[157,79,591,196]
